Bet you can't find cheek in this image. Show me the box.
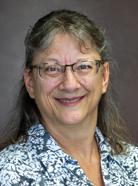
[33,79,61,114]
[32,80,57,116]
[78,76,99,91]
[79,76,103,101]
[34,79,59,96]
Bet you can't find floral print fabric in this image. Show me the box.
[0,123,137,186]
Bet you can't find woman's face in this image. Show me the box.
[24,33,109,127]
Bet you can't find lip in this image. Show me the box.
[55,96,85,106]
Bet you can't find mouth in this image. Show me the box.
[55,96,85,106]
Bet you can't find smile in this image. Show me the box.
[55,96,85,106]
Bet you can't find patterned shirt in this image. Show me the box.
[0,123,137,186]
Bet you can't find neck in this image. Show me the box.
[43,116,98,161]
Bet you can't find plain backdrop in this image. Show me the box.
[0,0,138,144]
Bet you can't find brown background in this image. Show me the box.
[0,0,138,144]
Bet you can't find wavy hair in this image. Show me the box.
[0,10,130,153]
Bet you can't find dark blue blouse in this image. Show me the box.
[0,124,137,185]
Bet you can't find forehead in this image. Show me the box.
[46,33,97,53]
[33,33,101,63]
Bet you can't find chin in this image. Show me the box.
[58,113,85,126]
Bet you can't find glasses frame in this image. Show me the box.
[29,59,104,80]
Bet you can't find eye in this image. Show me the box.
[46,66,57,72]
[76,62,93,71]
[43,64,62,75]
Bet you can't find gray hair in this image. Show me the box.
[0,10,130,154]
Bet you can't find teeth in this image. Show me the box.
[61,98,80,103]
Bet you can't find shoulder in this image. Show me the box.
[0,124,66,185]
[0,139,38,168]
[127,143,138,156]
[0,141,27,165]
[113,144,138,181]
[118,144,138,166]
[118,144,138,162]
[0,140,41,185]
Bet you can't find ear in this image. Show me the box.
[24,69,35,99]
[102,62,110,94]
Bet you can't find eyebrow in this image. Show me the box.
[41,57,90,64]
[77,58,90,61]
[41,58,60,64]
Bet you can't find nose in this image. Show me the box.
[59,68,81,92]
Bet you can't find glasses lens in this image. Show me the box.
[74,61,96,75]
[40,64,63,78]
[38,60,101,79]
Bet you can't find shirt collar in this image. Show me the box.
[28,123,111,158]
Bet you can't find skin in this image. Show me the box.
[24,33,109,185]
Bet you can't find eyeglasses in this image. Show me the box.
[30,59,104,80]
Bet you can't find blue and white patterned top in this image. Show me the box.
[0,123,137,186]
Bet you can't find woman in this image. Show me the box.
[0,10,137,186]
